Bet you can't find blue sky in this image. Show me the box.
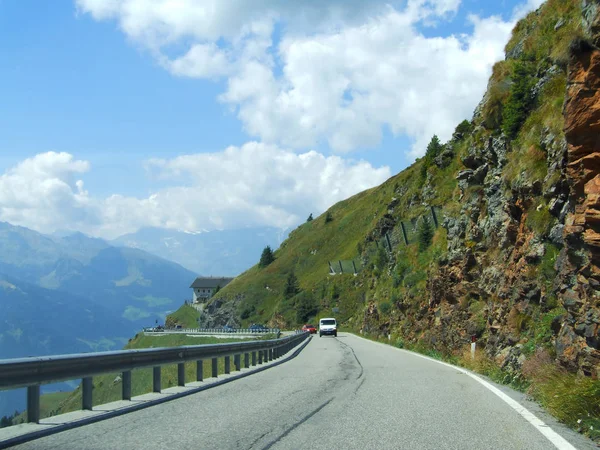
[0,0,543,238]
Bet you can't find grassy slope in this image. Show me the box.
[201,0,583,335]
[218,182,401,326]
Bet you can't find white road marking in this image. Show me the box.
[351,334,578,450]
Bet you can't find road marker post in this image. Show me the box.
[471,335,476,360]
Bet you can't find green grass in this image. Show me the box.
[165,304,200,328]
[11,391,73,425]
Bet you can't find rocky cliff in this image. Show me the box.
[361,0,600,379]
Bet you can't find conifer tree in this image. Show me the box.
[284,271,300,299]
[418,215,434,252]
[259,246,275,267]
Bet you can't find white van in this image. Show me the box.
[319,318,337,337]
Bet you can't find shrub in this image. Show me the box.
[379,302,392,315]
[325,212,333,223]
[527,204,554,236]
[306,213,313,222]
[374,246,389,270]
[452,120,472,140]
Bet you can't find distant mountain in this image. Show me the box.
[0,273,133,417]
[0,222,196,351]
[0,273,131,358]
[112,227,287,275]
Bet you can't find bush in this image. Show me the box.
[452,120,472,140]
[374,246,388,270]
[379,302,392,315]
[325,212,333,223]
[306,213,313,222]
[527,204,554,236]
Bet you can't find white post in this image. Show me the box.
[471,342,476,360]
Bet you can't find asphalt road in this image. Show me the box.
[12,333,596,450]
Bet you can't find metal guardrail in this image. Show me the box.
[143,327,280,334]
[0,331,309,424]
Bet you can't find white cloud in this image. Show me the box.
[0,147,390,239]
[76,0,531,156]
[222,11,516,156]
[512,0,546,21]
[0,152,95,232]
[167,44,231,78]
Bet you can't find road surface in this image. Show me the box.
[11,333,596,450]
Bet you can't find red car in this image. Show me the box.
[302,324,317,334]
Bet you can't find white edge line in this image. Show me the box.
[349,333,578,450]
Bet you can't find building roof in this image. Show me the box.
[190,277,234,289]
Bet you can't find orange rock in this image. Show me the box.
[584,229,600,247]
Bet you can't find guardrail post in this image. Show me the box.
[178,363,186,386]
[196,360,203,382]
[122,371,132,400]
[258,350,263,364]
[82,377,93,410]
[252,351,257,366]
[244,352,249,368]
[27,385,40,423]
[234,354,241,371]
[268,348,273,361]
[225,356,231,374]
[153,367,161,393]
[212,358,218,378]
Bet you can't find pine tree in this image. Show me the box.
[259,246,275,267]
[284,271,300,299]
[295,292,317,323]
[307,213,313,222]
[418,215,434,252]
[502,61,535,139]
[425,135,443,159]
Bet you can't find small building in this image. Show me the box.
[190,277,234,303]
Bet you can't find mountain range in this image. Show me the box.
[0,222,196,416]
[111,226,286,275]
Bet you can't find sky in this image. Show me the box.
[0,0,545,239]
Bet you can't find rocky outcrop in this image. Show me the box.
[358,2,600,380]
[556,35,600,376]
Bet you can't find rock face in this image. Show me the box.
[558,35,600,376]
[359,2,600,380]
